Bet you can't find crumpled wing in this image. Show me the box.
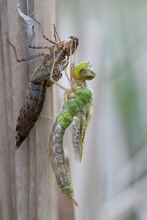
[70,102,93,161]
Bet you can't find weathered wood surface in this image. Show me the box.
[0,0,58,219]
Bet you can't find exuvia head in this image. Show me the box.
[68,36,79,49]
[63,36,79,55]
[73,61,96,81]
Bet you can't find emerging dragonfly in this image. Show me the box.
[8,23,79,148]
[49,61,96,206]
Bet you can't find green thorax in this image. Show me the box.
[57,86,92,128]
[56,61,95,129]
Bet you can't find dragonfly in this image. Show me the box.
[49,60,96,206]
[8,22,79,149]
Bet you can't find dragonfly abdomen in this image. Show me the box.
[49,123,74,200]
[15,81,47,148]
[49,87,93,201]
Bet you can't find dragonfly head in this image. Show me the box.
[74,61,96,81]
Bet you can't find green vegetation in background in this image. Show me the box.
[113,66,143,154]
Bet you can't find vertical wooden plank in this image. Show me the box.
[0,0,18,219]
[33,1,58,219]
[8,1,31,219]
[0,0,58,219]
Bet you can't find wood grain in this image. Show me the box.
[0,0,58,219]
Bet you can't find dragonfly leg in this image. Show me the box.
[53,24,61,43]
[60,58,70,83]
[28,45,50,50]
[50,57,68,91]
[41,114,55,121]
[33,18,56,45]
[7,39,46,62]
[27,24,61,51]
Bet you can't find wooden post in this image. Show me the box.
[0,0,58,220]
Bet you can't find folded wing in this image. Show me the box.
[70,101,93,161]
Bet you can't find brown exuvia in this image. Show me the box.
[14,36,79,148]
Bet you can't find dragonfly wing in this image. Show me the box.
[70,115,83,161]
[70,101,93,161]
[79,102,93,161]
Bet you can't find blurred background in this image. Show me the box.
[55,0,147,220]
